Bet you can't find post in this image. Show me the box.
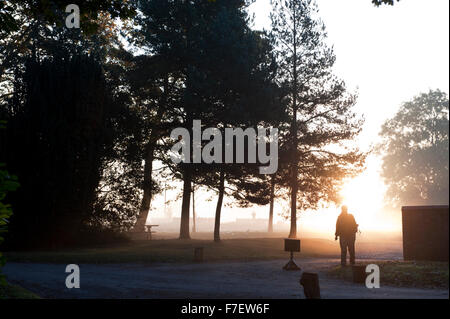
[300,272,321,299]
[352,265,366,283]
[283,239,301,270]
[194,247,204,262]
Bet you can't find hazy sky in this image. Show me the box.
[249,0,449,147]
[149,0,449,234]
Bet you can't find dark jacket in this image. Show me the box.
[335,213,358,238]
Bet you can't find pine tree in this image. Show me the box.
[270,0,365,237]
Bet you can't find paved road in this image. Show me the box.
[3,258,448,299]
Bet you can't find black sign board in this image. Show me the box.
[284,238,300,252]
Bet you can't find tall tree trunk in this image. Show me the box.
[192,183,196,233]
[289,125,298,239]
[289,104,298,238]
[179,165,192,239]
[268,176,275,233]
[179,108,194,239]
[213,169,225,242]
[289,5,298,239]
[133,76,169,232]
[133,143,155,232]
[289,178,297,238]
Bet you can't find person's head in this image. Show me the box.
[341,205,348,214]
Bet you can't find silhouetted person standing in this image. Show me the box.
[335,205,358,266]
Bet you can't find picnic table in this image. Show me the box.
[144,224,159,240]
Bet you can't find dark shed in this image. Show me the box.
[402,205,449,261]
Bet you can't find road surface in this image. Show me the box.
[3,258,448,299]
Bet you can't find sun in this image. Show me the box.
[339,165,387,231]
[299,158,400,235]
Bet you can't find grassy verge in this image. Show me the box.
[326,260,449,289]
[0,283,40,299]
[5,238,339,264]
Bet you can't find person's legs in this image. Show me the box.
[349,236,356,265]
[339,237,347,266]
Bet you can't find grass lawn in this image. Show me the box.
[326,260,449,289]
[5,237,340,264]
[0,283,40,299]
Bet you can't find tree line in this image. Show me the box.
[0,0,366,249]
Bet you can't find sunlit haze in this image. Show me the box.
[148,0,449,236]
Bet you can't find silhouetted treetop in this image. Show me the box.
[372,0,400,6]
[0,0,136,35]
[378,89,449,206]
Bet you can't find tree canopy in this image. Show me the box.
[1,0,371,247]
[378,90,449,206]
[270,0,365,238]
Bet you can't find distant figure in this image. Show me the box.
[335,205,358,266]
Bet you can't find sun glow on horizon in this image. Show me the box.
[339,165,387,231]
[334,155,400,233]
[298,156,402,236]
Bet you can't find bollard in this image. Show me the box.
[299,272,321,299]
[194,247,204,262]
[283,239,301,270]
[352,265,366,283]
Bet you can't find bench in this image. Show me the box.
[144,224,159,240]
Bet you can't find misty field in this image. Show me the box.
[5,237,344,264]
[4,232,404,264]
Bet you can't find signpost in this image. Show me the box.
[283,238,301,270]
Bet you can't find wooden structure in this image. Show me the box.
[300,272,321,299]
[352,265,366,283]
[144,224,159,240]
[402,205,449,261]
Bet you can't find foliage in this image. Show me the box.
[135,0,285,239]
[91,159,144,231]
[1,0,374,246]
[1,53,129,248]
[378,90,449,206]
[0,122,19,285]
[372,0,399,6]
[0,0,136,36]
[0,5,143,247]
